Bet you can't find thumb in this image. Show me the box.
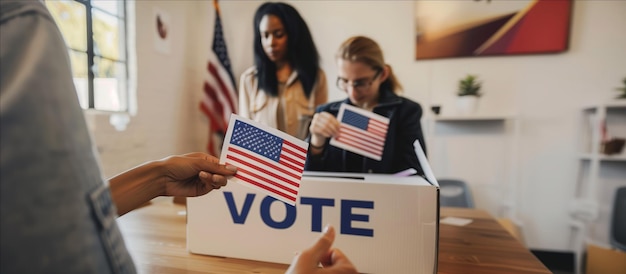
[309,224,336,259]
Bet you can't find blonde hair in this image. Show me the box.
[336,36,403,93]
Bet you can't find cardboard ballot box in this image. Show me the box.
[187,172,439,274]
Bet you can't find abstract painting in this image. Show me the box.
[415,0,572,60]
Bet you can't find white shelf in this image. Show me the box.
[582,101,626,111]
[433,114,514,122]
[572,102,626,274]
[579,153,626,162]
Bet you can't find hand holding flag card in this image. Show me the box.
[219,115,308,206]
[330,104,390,161]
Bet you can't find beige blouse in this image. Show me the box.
[238,67,328,140]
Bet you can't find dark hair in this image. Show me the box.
[253,2,320,98]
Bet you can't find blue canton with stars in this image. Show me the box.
[230,120,283,162]
[342,109,369,130]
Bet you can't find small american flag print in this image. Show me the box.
[330,104,390,161]
[220,115,308,205]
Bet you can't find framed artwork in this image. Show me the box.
[415,0,572,60]
[154,8,171,54]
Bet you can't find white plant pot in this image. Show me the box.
[456,96,479,115]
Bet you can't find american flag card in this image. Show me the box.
[219,115,308,206]
[330,104,390,161]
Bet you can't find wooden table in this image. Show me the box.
[437,208,550,274]
[117,198,549,273]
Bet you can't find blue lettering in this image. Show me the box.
[223,192,255,224]
[341,200,374,237]
[260,196,296,229]
[300,197,335,232]
[224,193,375,237]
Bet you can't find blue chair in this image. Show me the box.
[438,179,474,208]
[611,186,626,252]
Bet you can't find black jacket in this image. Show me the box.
[305,89,426,175]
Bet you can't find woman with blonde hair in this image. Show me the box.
[305,36,426,174]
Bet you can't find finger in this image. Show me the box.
[329,248,352,267]
[327,115,340,131]
[308,224,336,261]
[310,113,320,125]
[198,171,216,192]
[326,126,339,138]
[191,157,237,176]
[319,111,333,119]
[320,248,357,273]
[199,172,228,189]
[182,153,235,173]
[199,171,210,179]
[310,115,324,135]
[315,122,335,138]
[211,174,228,187]
[319,114,340,136]
[320,112,338,124]
[182,152,219,161]
[319,249,334,267]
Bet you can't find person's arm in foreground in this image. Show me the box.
[108,152,237,216]
[287,225,358,274]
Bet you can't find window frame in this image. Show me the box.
[48,0,130,112]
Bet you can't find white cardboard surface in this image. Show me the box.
[187,173,439,274]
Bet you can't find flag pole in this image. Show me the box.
[214,0,220,15]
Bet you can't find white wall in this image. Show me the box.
[91,0,626,251]
[90,1,204,177]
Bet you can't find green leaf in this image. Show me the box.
[458,74,482,97]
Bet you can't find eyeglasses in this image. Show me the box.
[336,70,381,92]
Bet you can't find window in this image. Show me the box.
[46,0,129,112]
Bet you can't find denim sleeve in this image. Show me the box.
[1,1,135,273]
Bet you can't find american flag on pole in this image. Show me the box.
[220,115,308,206]
[330,104,390,161]
[200,0,237,155]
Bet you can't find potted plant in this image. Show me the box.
[456,74,482,115]
[616,77,626,99]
